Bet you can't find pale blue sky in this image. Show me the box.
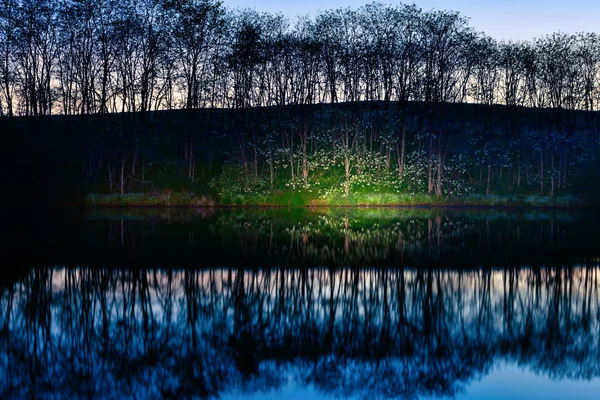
[222,364,600,400]
[223,0,600,41]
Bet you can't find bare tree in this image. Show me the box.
[163,0,225,109]
[13,0,59,115]
[0,0,17,117]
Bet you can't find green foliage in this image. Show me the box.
[209,163,248,202]
[81,100,599,208]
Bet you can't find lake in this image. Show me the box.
[2,207,600,399]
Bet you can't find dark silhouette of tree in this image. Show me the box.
[162,0,224,110]
[4,1,600,199]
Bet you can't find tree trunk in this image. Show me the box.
[287,130,294,180]
[385,143,390,172]
[131,147,138,179]
[189,132,195,181]
[550,152,554,196]
[540,150,544,194]
[436,145,443,197]
[428,135,434,194]
[435,133,444,197]
[120,153,127,195]
[486,165,491,196]
[269,151,274,189]
[108,161,113,193]
[400,123,406,179]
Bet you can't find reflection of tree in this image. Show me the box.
[74,209,593,269]
[2,265,600,398]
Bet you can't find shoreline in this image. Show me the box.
[81,192,589,209]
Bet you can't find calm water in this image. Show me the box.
[3,207,600,399]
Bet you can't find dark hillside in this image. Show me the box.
[2,101,600,207]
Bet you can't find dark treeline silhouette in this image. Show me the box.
[2,265,600,398]
[3,1,600,115]
[3,0,600,201]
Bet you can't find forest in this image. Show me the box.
[2,0,600,206]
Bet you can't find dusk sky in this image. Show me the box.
[223,0,600,41]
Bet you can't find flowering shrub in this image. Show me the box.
[209,163,268,200]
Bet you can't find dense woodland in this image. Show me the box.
[3,0,600,204]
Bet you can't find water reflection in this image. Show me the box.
[2,265,600,399]
[72,208,598,268]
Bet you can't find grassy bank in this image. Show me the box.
[84,191,582,208]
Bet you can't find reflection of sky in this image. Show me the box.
[455,364,600,400]
[8,266,600,399]
[222,0,600,41]
[222,364,600,400]
[223,384,356,400]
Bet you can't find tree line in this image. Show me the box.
[2,0,600,116]
[3,0,600,201]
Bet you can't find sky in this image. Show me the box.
[222,0,600,41]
